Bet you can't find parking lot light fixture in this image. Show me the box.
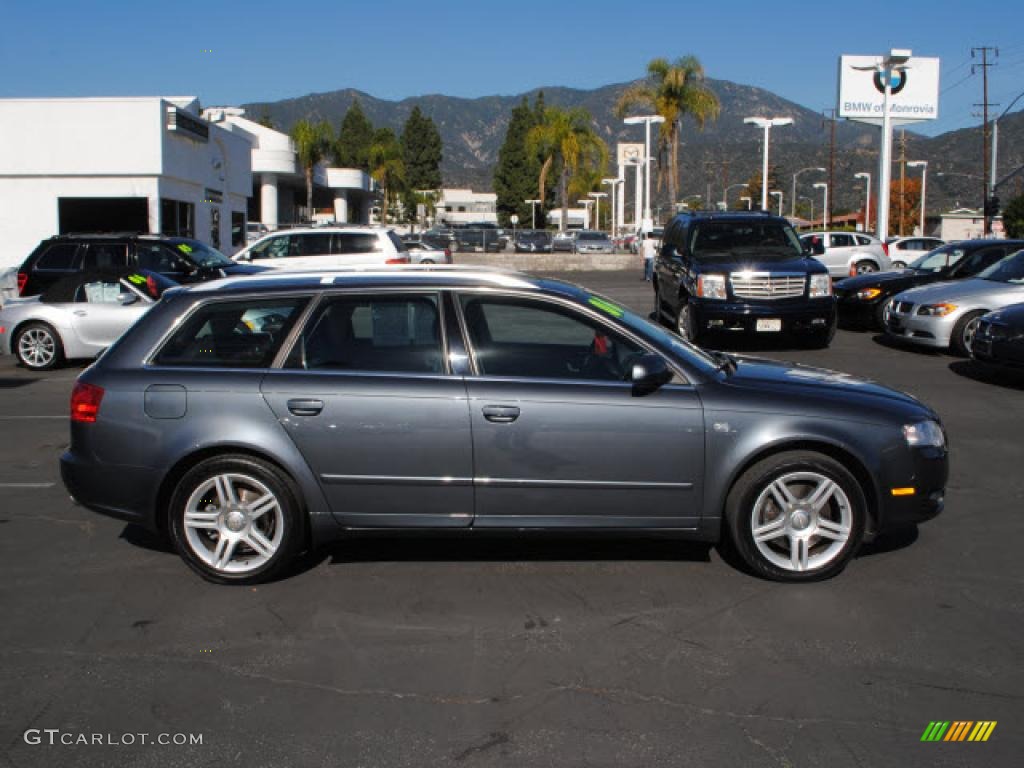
[792,167,826,217]
[744,116,794,210]
[524,199,541,230]
[723,183,749,209]
[740,196,752,210]
[908,161,928,236]
[624,115,665,232]
[770,190,783,216]
[814,182,829,228]
[799,194,814,221]
[854,172,872,231]
[601,179,620,237]
[589,192,608,232]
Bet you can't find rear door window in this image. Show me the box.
[333,233,381,254]
[855,235,874,246]
[830,234,855,248]
[34,243,81,271]
[154,297,310,368]
[81,243,129,270]
[296,233,332,257]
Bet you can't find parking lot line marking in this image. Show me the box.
[0,416,65,420]
[0,482,56,488]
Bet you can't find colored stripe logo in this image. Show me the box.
[920,721,997,742]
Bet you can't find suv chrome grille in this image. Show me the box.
[729,273,806,299]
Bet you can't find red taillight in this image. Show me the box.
[17,271,28,295]
[385,256,410,264]
[70,381,104,423]
[882,243,889,256]
[146,274,158,298]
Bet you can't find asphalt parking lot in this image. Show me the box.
[1,270,1022,768]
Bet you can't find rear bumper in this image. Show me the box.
[692,298,836,335]
[60,450,161,530]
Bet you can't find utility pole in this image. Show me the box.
[972,46,998,234]
[704,160,715,210]
[721,158,731,207]
[822,109,837,225]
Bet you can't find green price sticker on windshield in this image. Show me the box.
[126,274,146,285]
[588,296,624,318]
[177,243,193,254]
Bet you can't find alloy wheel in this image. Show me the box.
[17,327,57,369]
[962,315,982,353]
[855,261,878,275]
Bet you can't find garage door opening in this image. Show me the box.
[58,197,149,235]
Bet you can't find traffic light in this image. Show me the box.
[984,196,1000,218]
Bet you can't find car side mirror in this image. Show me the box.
[236,251,251,262]
[118,292,139,306]
[630,354,673,395]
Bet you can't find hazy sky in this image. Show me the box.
[2,0,1023,137]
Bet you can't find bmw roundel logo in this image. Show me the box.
[873,69,907,95]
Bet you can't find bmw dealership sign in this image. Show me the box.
[837,55,940,125]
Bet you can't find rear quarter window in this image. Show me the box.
[34,243,80,271]
[153,297,310,368]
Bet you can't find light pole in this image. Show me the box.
[722,183,749,210]
[524,199,540,230]
[576,199,594,229]
[799,195,814,222]
[874,49,912,240]
[589,192,608,232]
[791,167,825,217]
[908,160,928,236]
[601,178,619,237]
[624,114,665,232]
[740,196,752,210]
[814,182,829,228]
[744,116,794,210]
[854,172,871,232]
[770,190,783,216]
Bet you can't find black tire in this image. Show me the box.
[873,297,893,331]
[419,258,435,265]
[14,322,64,371]
[854,260,878,275]
[891,261,906,269]
[950,310,986,357]
[798,323,836,349]
[724,450,866,582]
[168,454,305,585]
[674,299,702,345]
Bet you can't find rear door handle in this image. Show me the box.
[287,398,324,416]
[73,310,88,317]
[482,405,520,423]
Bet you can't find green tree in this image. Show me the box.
[290,119,333,221]
[335,99,375,171]
[256,109,276,129]
[526,106,608,231]
[616,55,720,210]
[742,166,782,211]
[494,97,542,228]
[369,128,405,225]
[999,193,1024,238]
[400,106,443,191]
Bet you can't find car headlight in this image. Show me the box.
[809,274,833,298]
[855,287,882,300]
[697,274,727,300]
[916,303,958,317]
[903,420,945,449]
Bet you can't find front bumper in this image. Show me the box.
[877,446,949,529]
[692,298,836,335]
[970,320,1024,368]
[836,295,885,328]
[884,305,955,348]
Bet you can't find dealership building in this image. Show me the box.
[0,97,377,272]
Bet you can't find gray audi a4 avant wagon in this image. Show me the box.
[60,267,948,584]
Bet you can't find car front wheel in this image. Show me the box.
[674,300,701,345]
[725,451,866,581]
[169,455,304,584]
[951,310,986,357]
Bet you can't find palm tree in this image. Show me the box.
[369,128,406,225]
[526,107,608,231]
[290,120,333,222]
[616,55,720,211]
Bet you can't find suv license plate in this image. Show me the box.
[756,319,782,332]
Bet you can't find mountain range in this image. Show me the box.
[242,79,1024,216]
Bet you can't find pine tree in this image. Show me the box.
[335,99,374,171]
[400,106,443,191]
[494,98,540,228]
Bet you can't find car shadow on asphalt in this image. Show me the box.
[870,334,946,356]
[120,524,175,554]
[948,360,1024,391]
[0,377,39,388]
[858,524,919,557]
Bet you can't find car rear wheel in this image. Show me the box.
[891,261,906,269]
[951,310,986,357]
[724,451,866,582]
[169,455,304,585]
[854,260,878,275]
[420,258,435,265]
[15,322,64,370]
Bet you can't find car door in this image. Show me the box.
[457,291,704,529]
[260,291,474,527]
[827,233,856,275]
[69,279,150,351]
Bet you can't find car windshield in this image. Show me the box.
[690,221,803,260]
[171,240,233,268]
[577,231,608,241]
[978,249,1024,283]
[908,244,966,272]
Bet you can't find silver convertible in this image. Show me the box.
[885,247,1024,355]
[0,269,175,370]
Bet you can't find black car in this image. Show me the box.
[454,229,504,253]
[834,239,1024,331]
[653,211,836,347]
[970,302,1024,375]
[514,230,553,253]
[16,233,267,297]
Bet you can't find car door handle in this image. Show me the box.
[482,405,520,423]
[287,398,324,416]
[73,310,88,317]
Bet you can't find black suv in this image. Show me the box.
[16,233,267,297]
[653,211,836,347]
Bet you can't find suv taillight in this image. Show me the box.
[17,271,28,295]
[70,381,105,423]
[882,242,889,256]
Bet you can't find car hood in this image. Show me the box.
[698,255,827,274]
[721,355,928,415]
[834,269,934,293]
[219,263,269,276]
[895,277,1024,305]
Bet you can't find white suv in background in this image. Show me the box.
[233,227,410,269]
[800,231,892,277]
[886,236,945,269]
